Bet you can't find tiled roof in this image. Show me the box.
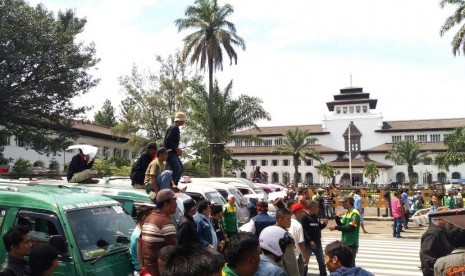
[323,158,392,169]
[231,125,328,137]
[378,118,465,132]
[229,145,341,156]
[363,142,448,153]
[72,121,128,141]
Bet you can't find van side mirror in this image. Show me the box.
[49,235,71,260]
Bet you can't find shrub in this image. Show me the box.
[33,160,45,167]
[48,159,60,173]
[12,158,32,174]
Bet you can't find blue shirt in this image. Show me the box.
[354,194,362,213]
[193,213,218,249]
[254,255,287,276]
[402,192,411,210]
[129,226,141,270]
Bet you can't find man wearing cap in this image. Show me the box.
[67,148,98,183]
[163,112,186,186]
[255,226,292,276]
[223,195,238,238]
[130,142,157,188]
[177,198,198,245]
[289,203,309,276]
[144,147,173,198]
[328,196,361,268]
[141,189,179,276]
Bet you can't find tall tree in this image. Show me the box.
[93,99,117,127]
[175,0,245,175]
[317,164,337,186]
[435,126,465,170]
[363,163,379,185]
[440,0,465,56]
[385,140,432,189]
[274,128,323,184]
[0,0,99,154]
[186,80,270,176]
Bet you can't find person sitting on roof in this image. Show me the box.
[67,149,98,183]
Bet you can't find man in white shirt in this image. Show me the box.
[288,203,309,276]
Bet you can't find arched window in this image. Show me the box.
[305,173,313,185]
[437,172,447,184]
[272,172,279,183]
[411,172,418,184]
[283,172,290,185]
[452,172,461,179]
[294,172,302,183]
[240,172,247,179]
[396,172,405,184]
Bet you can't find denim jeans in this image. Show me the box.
[305,241,327,276]
[393,217,402,237]
[325,205,333,218]
[167,151,184,185]
[145,170,172,194]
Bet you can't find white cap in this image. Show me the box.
[227,194,235,200]
[259,226,291,257]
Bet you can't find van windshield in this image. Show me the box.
[66,205,136,261]
[228,189,247,206]
[205,192,227,205]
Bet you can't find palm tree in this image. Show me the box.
[187,80,270,176]
[435,126,465,170]
[317,164,337,186]
[385,140,432,189]
[363,163,379,185]
[440,0,465,56]
[274,128,323,184]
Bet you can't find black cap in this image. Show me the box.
[183,199,196,214]
[156,147,168,155]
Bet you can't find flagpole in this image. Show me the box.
[349,121,352,186]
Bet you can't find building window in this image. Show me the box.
[417,134,427,142]
[272,172,279,183]
[305,173,313,184]
[430,134,441,142]
[392,135,402,143]
[423,159,431,165]
[250,160,257,166]
[2,135,10,146]
[356,106,361,113]
[122,149,129,159]
[132,150,138,159]
[343,107,347,114]
[283,160,289,166]
[15,136,25,147]
[437,172,447,184]
[264,140,272,146]
[404,135,414,141]
[306,138,315,145]
[103,147,110,157]
[396,172,405,183]
[452,172,461,179]
[336,107,341,114]
[349,106,354,113]
[240,160,246,166]
[113,148,121,157]
[274,139,283,146]
[234,140,242,147]
[255,140,262,146]
[244,140,253,147]
[272,160,278,166]
[261,160,268,166]
[305,159,313,166]
[363,106,368,113]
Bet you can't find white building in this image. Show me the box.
[228,87,465,186]
[2,121,136,172]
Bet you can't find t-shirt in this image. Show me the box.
[288,218,304,257]
[143,158,166,186]
[340,208,361,247]
[129,227,141,270]
[391,199,403,218]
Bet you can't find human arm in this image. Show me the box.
[239,219,255,234]
[298,242,309,264]
[420,233,439,276]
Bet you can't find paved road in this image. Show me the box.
[305,219,426,276]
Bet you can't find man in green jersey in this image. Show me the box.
[328,195,361,268]
[223,195,238,237]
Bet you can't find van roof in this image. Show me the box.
[188,180,240,191]
[179,183,219,193]
[0,185,119,212]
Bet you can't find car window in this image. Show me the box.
[228,189,247,206]
[0,209,6,230]
[217,190,228,200]
[205,192,227,205]
[16,211,63,245]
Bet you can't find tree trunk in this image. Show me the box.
[407,164,414,190]
[293,155,299,184]
[208,57,215,177]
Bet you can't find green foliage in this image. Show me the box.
[385,140,432,187]
[33,160,45,167]
[12,158,32,174]
[317,164,337,185]
[0,0,99,155]
[183,159,209,177]
[363,163,379,184]
[435,126,465,170]
[186,80,270,176]
[93,158,131,177]
[94,99,118,127]
[48,159,60,173]
[275,128,323,183]
[440,0,465,56]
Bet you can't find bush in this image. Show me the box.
[48,159,60,173]
[12,158,32,174]
[93,159,131,177]
[33,160,45,167]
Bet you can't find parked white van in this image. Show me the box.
[190,177,268,201]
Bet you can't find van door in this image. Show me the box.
[16,210,76,276]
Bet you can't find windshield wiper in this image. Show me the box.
[90,243,128,265]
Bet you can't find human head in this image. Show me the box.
[275,208,292,229]
[29,244,58,276]
[445,223,465,248]
[183,198,196,217]
[146,142,157,156]
[2,225,32,258]
[291,203,305,220]
[259,226,293,261]
[339,196,354,210]
[174,112,187,126]
[354,189,360,195]
[158,245,177,272]
[210,204,223,219]
[196,200,211,216]
[160,243,224,276]
[307,200,319,215]
[226,232,261,276]
[432,193,442,207]
[256,201,269,213]
[394,190,402,199]
[228,194,236,205]
[156,147,168,162]
[156,189,180,215]
[324,240,353,272]
[135,205,152,225]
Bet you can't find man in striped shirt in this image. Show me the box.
[141,189,179,276]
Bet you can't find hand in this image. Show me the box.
[335,211,342,217]
[321,218,328,224]
[176,148,183,156]
[304,255,310,265]
[328,226,336,231]
[310,241,316,249]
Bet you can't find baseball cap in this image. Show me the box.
[156,147,168,155]
[156,189,180,202]
[174,112,187,122]
[227,194,235,200]
[291,203,305,213]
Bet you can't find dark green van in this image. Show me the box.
[0,185,136,276]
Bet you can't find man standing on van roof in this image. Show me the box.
[223,194,238,238]
[67,148,98,183]
[141,189,179,276]
[130,142,157,188]
[0,225,32,276]
[163,112,186,186]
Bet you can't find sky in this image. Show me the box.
[27,0,465,127]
